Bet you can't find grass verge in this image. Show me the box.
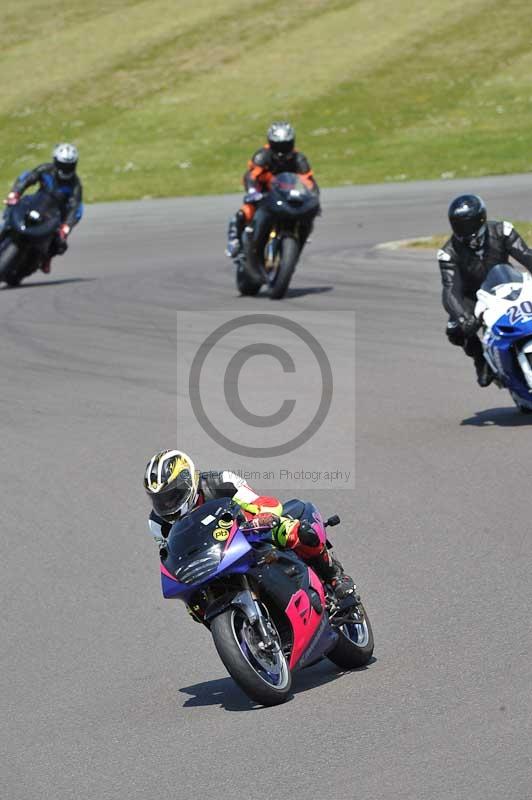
[2,1,532,202]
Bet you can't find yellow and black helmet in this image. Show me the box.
[144,450,199,522]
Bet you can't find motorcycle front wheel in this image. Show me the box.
[269,236,299,300]
[510,390,532,414]
[211,607,291,705]
[0,241,21,286]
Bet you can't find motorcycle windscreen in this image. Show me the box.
[270,172,313,198]
[481,264,524,299]
[164,497,234,585]
[266,173,320,220]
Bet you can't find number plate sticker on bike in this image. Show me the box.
[508,300,532,325]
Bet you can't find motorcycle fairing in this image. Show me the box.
[160,498,247,599]
[10,192,61,240]
[248,552,334,669]
[262,173,320,221]
[476,269,532,401]
[483,324,532,397]
[160,562,187,599]
[285,568,335,669]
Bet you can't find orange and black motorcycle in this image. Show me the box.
[236,172,320,300]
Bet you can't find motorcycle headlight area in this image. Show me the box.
[173,545,222,585]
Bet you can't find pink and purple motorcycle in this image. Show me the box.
[159,497,374,706]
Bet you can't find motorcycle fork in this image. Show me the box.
[264,228,281,270]
[236,576,276,651]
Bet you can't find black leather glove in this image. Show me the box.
[458,313,480,337]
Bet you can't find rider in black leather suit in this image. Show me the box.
[439,194,532,386]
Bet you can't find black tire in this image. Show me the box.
[510,391,532,414]
[236,265,261,296]
[0,240,19,284]
[327,602,374,669]
[269,236,299,300]
[210,608,292,706]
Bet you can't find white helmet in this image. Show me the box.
[267,122,295,157]
[53,143,78,180]
[144,450,199,522]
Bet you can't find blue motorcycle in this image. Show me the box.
[475,264,532,413]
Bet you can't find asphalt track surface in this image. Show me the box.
[3,174,532,800]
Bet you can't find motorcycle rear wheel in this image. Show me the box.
[269,236,299,300]
[211,607,291,706]
[327,602,374,669]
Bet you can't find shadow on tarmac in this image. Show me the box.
[237,285,334,301]
[0,277,95,290]
[179,656,376,712]
[461,406,532,427]
[284,285,334,299]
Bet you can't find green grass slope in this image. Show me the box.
[2,0,532,201]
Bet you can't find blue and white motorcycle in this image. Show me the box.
[475,264,532,413]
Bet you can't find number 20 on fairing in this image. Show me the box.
[508,301,532,325]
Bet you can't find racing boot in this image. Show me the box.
[464,335,494,387]
[476,360,494,387]
[474,356,494,387]
[329,557,356,600]
[309,547,355,601]
[225,210,245,258]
